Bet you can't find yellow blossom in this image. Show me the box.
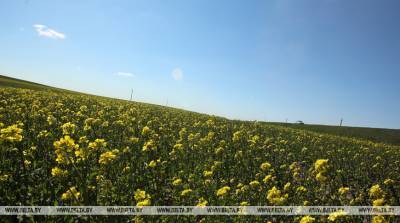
[181,189,193,197]
[88,139,107,150]
[216,186,231,197]
[99,150,119,165]
[51,167,68,177]
[148,160,157,168]
[284,182,291,191]
[314,159,329,172]
[196,197,208,206]
[372,216,387,223]
[240,201,250,206]
[141,126,151,136]
[142,140,156,152]
[296,186,307,193]
[249,180,260,188]
[260,162,272,171]
[203,170,213,177]
[299,216,315,223]
[263,175,274,184]
[0,124,23,142]
[172,178,182,186]
[61,186,80,201]
[61,122,76,135]
[369,184,384,199]
[316,172,327,182]
[136,199,151,206]
[373,198,385,206]
[267,186,288,205]
[327,210,347,222]
[338,187,350,196]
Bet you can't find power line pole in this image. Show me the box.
[340,118,343,127]
[130,89,133,101]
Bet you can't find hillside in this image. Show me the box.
[1,74,399,146]
[0,77,399,222]
[267,122,400,146]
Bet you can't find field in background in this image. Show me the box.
[267,122,400,146]
[0,74,399,223]
[1,74,399,146]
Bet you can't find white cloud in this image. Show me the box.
[116,72,134,77]
[171,68,183,81]
[33,24,66,40]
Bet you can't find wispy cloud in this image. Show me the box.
[115,72,134,77]
[33,24,66,40]
[171,68,183,81]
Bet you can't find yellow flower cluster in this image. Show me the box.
[299,216,315,223]
[216,186,230,197]
[314,159,329,183]
[51,167,68,177]
[53,135,80,164]
[61,122,76,135]
[196,197,208,206]
[180,189,193,197]
[260,162,271,171]
[61,186,80,201]
[88,138,107,151]
[99,149,119,165]
[142,140,156,152]
[0,124,23,142]
[134,189,151,206]
[369,184,386,206]
[172,178,182,186]
[267,186,288,205]
[327,210,347,222]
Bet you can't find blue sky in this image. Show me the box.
[1,0,399,129]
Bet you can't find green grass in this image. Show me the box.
[0,75,55,91]
[1,74,399,146]
[267,122,400,146]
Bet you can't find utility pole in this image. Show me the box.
[166,98,168,106]
[340,118,343,127]
[130,89,133,101]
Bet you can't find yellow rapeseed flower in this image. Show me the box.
[373,198,385,206]
[327,210,347,222]
[0,124,23,142]
[88,139,107,150]
[260,162,272,171]
[216,186,231,197]
[51,167,68,177]
[263,174,274,184]
[172,178,182,186]
[141,126,151,136]
[314,159,329,172]
[196,197,208,206]
[338,187,350,195]
[61,186,80,201]
[99,150,119,165]
[299,216,315,223]
[203,170,213,177]
[61,122,76,135]
[249,180,260,188]
[267,186,288,205]
[369,184,384,199]
[148,160,157,168]
[181,189,193,197]
[372,216,387,223]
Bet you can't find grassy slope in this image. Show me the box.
[0,75,62,91]
[1,74,399,145]
[267,122,400,146]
